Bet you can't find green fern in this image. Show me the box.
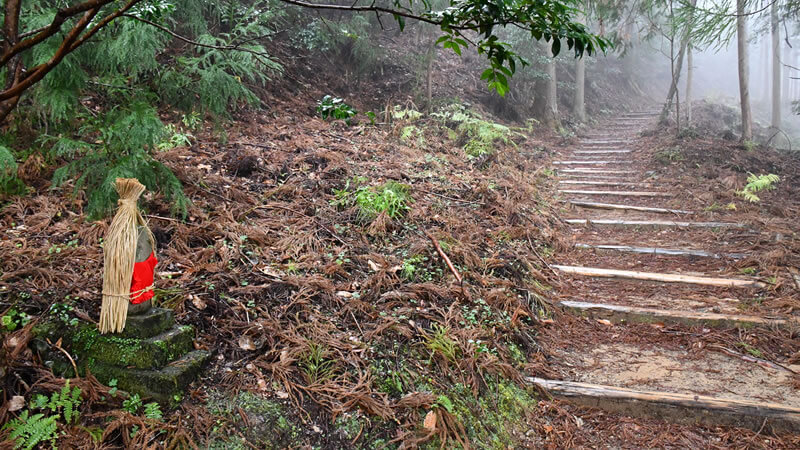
[44,382,82,425]
[737,173,780,203]
[3,411,58,450]
[143,402,163,420]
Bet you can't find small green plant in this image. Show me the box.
[143,402,163,420]
[737,173,780,203]
[157,123,195,151]
[300,342,336,384]
[391,106,423,122]
[2,308,31,332]
[333,178,412,220]
[316,95,357,124]
[5,382,83,449]
[425,324,459,363]
[3,411,58,450]
[123,393,143,414]
[655,148,683,164]
[401,255,427,281]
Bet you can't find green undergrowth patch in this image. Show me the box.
[432,104,519,157]
[332,177,412,220]
[206,390,302,449]
[424,379,537,449]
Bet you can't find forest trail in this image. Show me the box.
[531,112,800,434]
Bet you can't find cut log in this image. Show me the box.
[559,181,651,187]
[573,243,744,258]
[553,161,626,165]
[565,219,745,228]
[559,301,789,329]
[552,265,766,288]
[527,377,800,433]
[560,174,631,180]
[560,190,671,197]
[559,169,637,174]
[573,150,632,154]
[567,200,692,214]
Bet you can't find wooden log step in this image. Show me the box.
[558,300,795,330]
[559,181,650,187]
[560,174,631,180]
[551,265,766,288]
[574,150,632,154]
[553,160,626,165]
[560,190,670,197]
[567,200,693,214]
[573,243,739,258]
[527,378,800,433]
[565,219,746,228]
[559,169,637,174]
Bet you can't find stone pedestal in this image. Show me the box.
[34,307,209,404]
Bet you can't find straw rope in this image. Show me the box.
[98,178,156,334]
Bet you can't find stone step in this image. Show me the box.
[559,300,796,330]
[527,378,800,434]
[560,190,670,197]
[119,307,175,339]
[566,200,692,214]
[552,265,766,288]
[70,323,195,369]
[565,219,745,228]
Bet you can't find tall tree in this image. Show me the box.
[573,9,587,122]
[540,41,559,129]
[736,0,752,141]
[686,44,693,127]
[771,0,781,132]
[659,0,697,123]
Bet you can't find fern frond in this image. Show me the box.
[4,411,58,450]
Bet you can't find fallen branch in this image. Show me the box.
[708,344,796,374]
[425,231,461,284]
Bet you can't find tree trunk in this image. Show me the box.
[686,45,693,127]
[771,1,781,132]
[573,9,586,122]
[540,40,559,129]
[660,0,696,122]
[737,0,753,141]
[425,41,435,112]
[574,56,586,122]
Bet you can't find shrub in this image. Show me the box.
[316,95,357,124]
[0,144,26,197]
[737,173,780,203]
[49,101,188,219]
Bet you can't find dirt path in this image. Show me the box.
[533,112,800,437]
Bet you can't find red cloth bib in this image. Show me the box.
[130,252,157,304]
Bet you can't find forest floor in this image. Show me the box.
[1,95,800,448]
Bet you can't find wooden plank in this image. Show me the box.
[559,169,637,174]
[559,181,651,187]
[567,200,693,214]
[559,300,795,330]
[565,219,745,228]
[527,377,800,433]
[573,243,737,258]
[560,190,671,197]
[560,174,631,180]
[552,265,766,288]
[573,150,632,154]
[553,160,626,165]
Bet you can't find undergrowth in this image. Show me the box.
[737,173,780,203]
[4,382,82,449]
[432,105,517,157]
